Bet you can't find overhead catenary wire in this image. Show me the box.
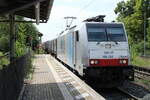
[64,16,77,28]
[51,0,95,29]
[69,0,95,27]
[75,0,95,16]
[45,0,97,41]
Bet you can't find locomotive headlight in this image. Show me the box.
[119,60,123,64]
[90,59,99,65]
[119,59,127,64]
[123,60,127,64]
[90,60,95,64]
[95,60,99,64]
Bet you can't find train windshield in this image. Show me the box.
[107,28,126,42]
[87,28,107,42]
[87,24,127,42]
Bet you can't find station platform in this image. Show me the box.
[20,55,105,100]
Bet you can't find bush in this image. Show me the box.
[0,52,10,70]
[130,41,143,58]
[34,47,45,54]
[130,41,150,66]
[0,37,9,52]
[15,41,26,57]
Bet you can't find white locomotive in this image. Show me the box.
[46,16,134,87]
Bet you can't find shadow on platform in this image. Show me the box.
[21,82,85,100]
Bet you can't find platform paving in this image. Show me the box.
[21,55,66,100]
[20,55,105,100]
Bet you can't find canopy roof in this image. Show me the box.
[0,0,54,22]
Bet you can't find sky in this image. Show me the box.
[36,0,125,42]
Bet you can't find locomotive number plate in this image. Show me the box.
[103,55,113,58]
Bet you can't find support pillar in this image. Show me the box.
[9,14,15,62]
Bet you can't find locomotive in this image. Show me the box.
[44,15,134,87]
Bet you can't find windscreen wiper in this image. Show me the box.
[96,42,100,45]
[112,40,118,45]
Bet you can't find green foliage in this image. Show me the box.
[147,20,150,47]
[0,16,39,57]
[24,23,39,51]
[15,23,26,57]
[115,0,150,47]
[35,47,45,54]
[115,0,150,67]
[115,0,146,44]
[0,37,9,52]
[15,41,26,57]
[25,23,38,39]
[0,19,10,53]
[115,0,136,21]
[130,41,144,57]
[132,56,150,67]
[0,16,38,79]
[0,52,10,69]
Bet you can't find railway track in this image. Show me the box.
[117,87,142,100]
[89,66,150,100]
[133,66,150,74]
[91,86,142,100]
[54,56,149,99]
[133,66,150,81]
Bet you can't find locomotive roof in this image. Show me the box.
[58,22,124,37]
[83,21,123,25]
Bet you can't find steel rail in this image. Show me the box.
[134,73,150,83]
[117,87,142,100]
[133,66,150,81]
[135,70,150,76]
[134,75,143,80]
[134,74,148,81]
[133,66,150,73]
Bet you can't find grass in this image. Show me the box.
[135,78,150,90]
[143,80,150,86]
[132,56,150,68]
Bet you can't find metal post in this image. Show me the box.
[31,38,33,50]
[35,2,40,25]
[143,0,147,57]
[64,17,77,28]
[144,12,146,56]
[66,18,68,27]
[9,14,15,62]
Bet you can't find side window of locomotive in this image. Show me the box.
[87,28,107,42]
[107,28,126,42]
[75,31,79,42]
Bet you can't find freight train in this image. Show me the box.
[43,16,134,87]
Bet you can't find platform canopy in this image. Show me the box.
[0,0,54,22]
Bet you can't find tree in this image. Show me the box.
[115,0,150,44]
[24,23,39,50]
[0,16,39,57]
[115,0,136,21]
